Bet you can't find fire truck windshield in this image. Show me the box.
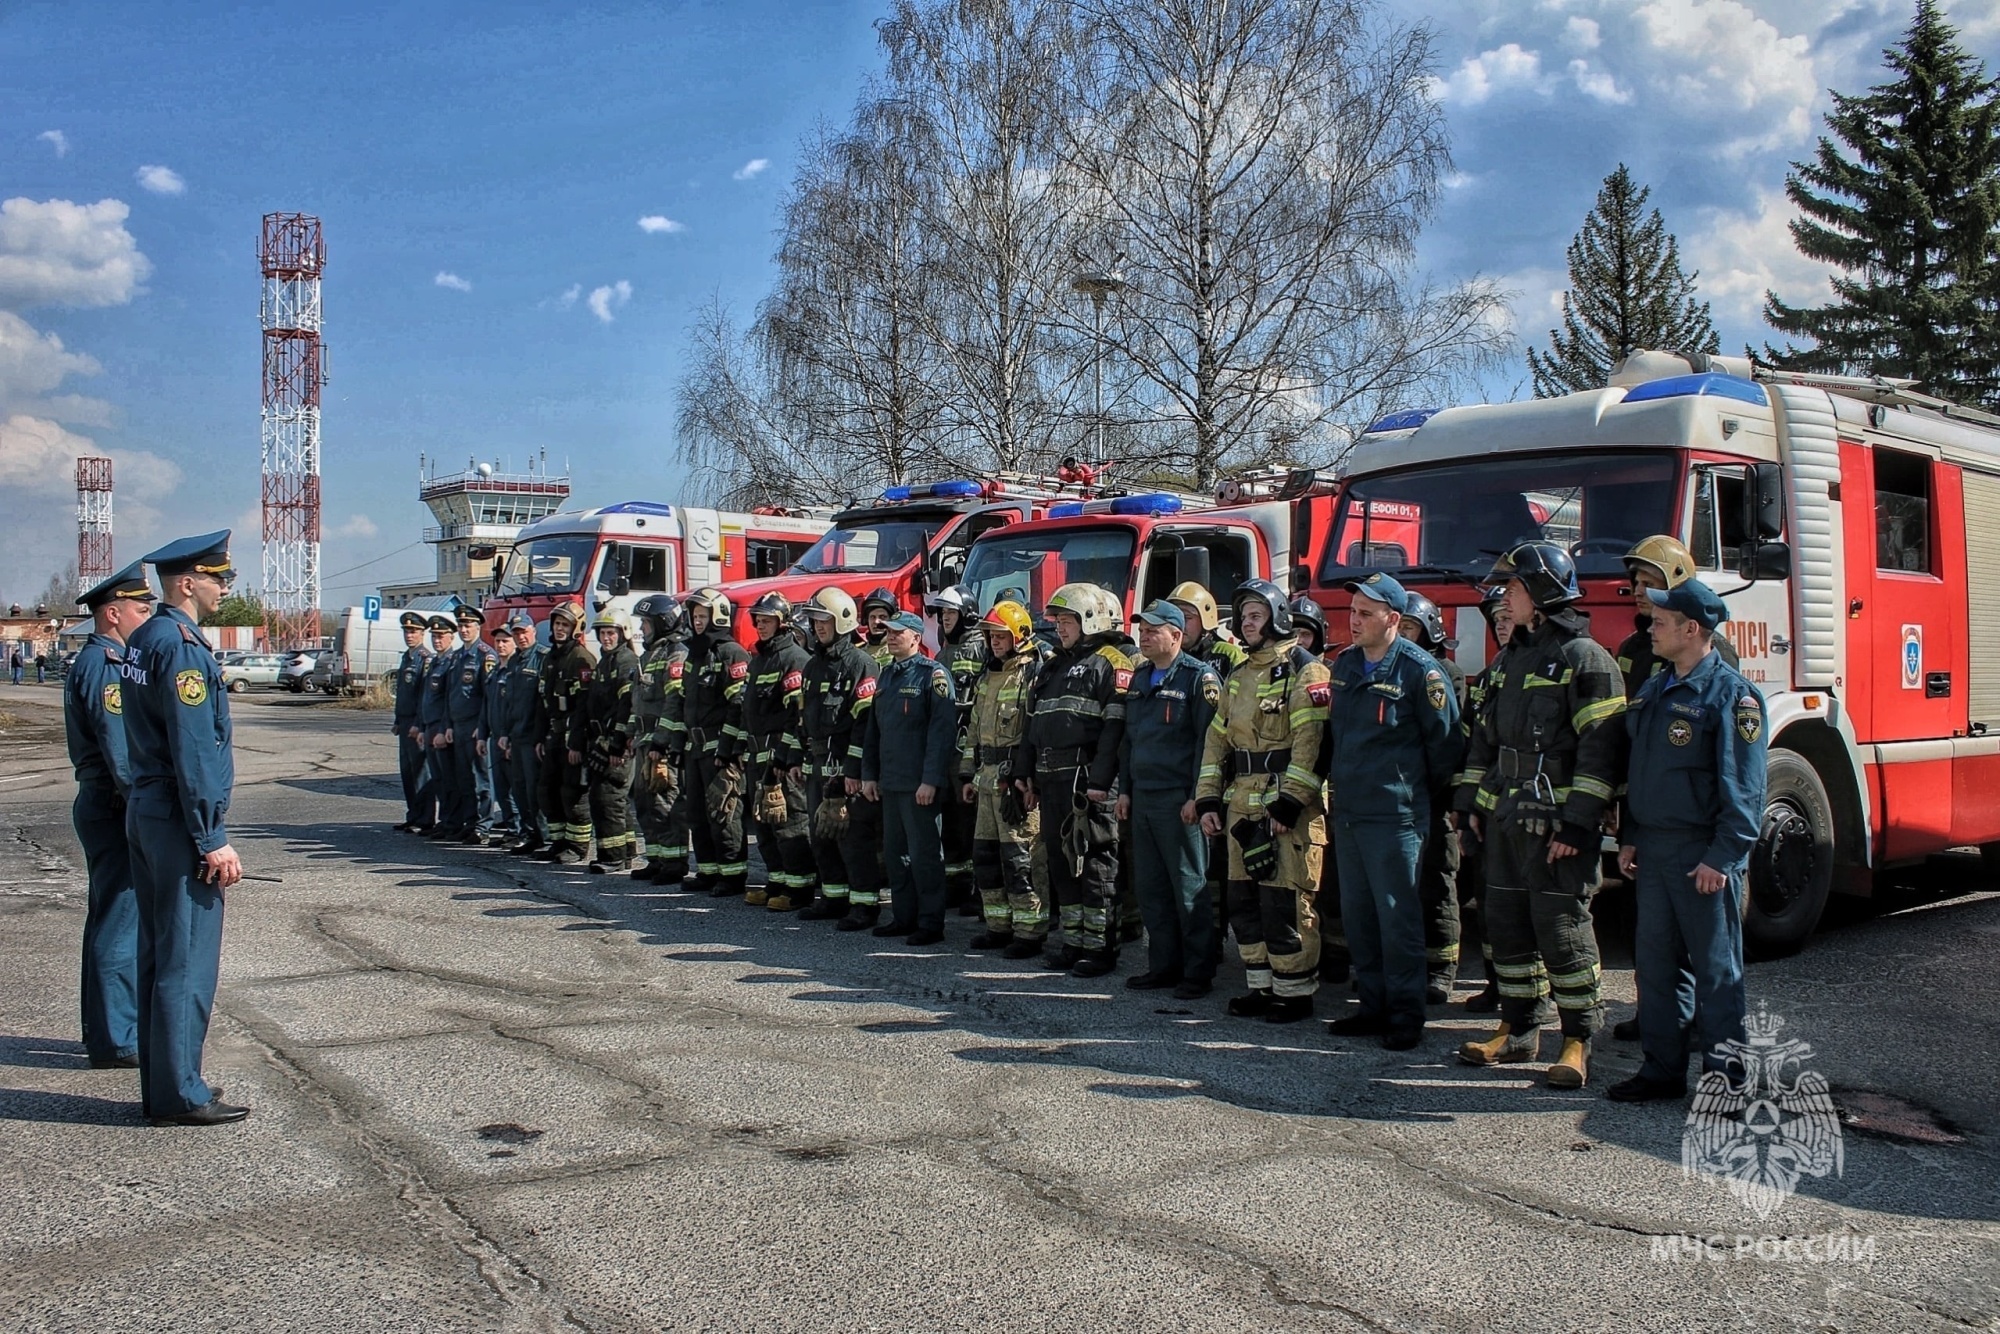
[959,527,1137,614]
[1323,449,1678,584]
[496,535,597,597]
[793,517,948,574]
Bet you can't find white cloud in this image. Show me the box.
[557,283,581,308]
[1683,184,1837,330]
[637,215,685,234]
[135,164,185,196]
[1564,16,1601,50]
[0,310,101,410]
[333,514,379,539]
[586,280,632,323]
[38,130,68,158]
[1568,58,1631,104]
[1631,0,1817,153]
[0,197,151,308]
[1492,265,1571,341]
[1427,43,1549,104]
[732,158,769,181]
[434,270,472,292]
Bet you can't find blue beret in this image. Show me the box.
[1645,579,1729,631]
[79,560,155,609]
[1344,571,1410,614]
[143,529,232,578]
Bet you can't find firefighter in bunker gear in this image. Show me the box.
[1195,579,1333,1023]
[1455,542,1625,1089]
[927,585,986,916]
[579,610,641,872]
[1013,583,1131,976]
[797,588,883,921]
[1401,590,1471,1003]
[961,600,1048,956]
[743,592,816,910]
[534,601,597,864]
[632,595,689,882]
[682,587,754,896]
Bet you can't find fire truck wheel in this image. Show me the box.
[1745,749,1834,957]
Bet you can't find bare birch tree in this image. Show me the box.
[1067,0,1508,487]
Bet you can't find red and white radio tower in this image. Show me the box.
[76,456,113,595]
[259,212,324,648]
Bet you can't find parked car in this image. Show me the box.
[279,651,319,692]
[220,653,285,692]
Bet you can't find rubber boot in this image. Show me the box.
[835,905,879,932]
[1546,1037,1590,1089]
[1001,937,1045,960]
[552,843,586,865]
[1228,988,1274,1018]
[799,896,848,921]
[1458,1022,1539,1067]
[1263,994,1314,1024]
[968,930,1013,951]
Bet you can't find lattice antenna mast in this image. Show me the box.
[259,212,325,648]
[76,456,114,595]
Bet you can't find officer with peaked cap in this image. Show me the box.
[121,530,248,1126]
[65,561,155,1070]
[419,613,461,836]
[391,610,435,831]
[448,603,497,840]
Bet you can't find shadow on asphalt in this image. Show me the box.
[237,815,2000,1225]
[0,1087,143,1126]
[0,1035,91,1071]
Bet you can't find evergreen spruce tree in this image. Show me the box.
[1764,0,2000,405]
[1527,164,1718,397]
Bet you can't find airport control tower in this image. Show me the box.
[380,453,571,608]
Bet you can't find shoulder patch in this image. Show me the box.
[931,668,952,698]
[175,668,208,707]
[102,681,122,715]
[668,660,684,680]
[1305,679,1332,707]
[729,659,749,680]
[1113,667,1133,691]
[782,669,803,693]
[1201,672,1221,706]
[1426,669,1448,713]
[1735,692,1764,743]
[856,676,878,700]
[178,622,201,645]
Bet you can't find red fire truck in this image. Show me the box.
[1308,348,2000,952]
[711,477,1097,645]
[484,502,832,632]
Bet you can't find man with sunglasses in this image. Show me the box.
[121,530,247,1127]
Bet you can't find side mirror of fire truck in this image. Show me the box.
[1737,463,1791,583]
[1173,541,1211,594]
[910,565,932,597]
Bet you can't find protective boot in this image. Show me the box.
[1227,988,1274,1018]
[587,856,632,875]
[835,905,879,932]
[1545,1037,1590,1089]
[744,888,770,907]
[968,930,1013,951]
[1263,995,1314,1024]
[1463,980,1500,1013]
[1001,937,1045,960]
[552,843,586,865]
[1041,944,1082,972]
[765,893,795,912]
[799,896,847,921]
[1458,1022,1540,1067]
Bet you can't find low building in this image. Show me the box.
[381,454,571,609]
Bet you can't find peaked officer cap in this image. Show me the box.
[399,610,428,630]
[144,529,234,579]
[79,561,156,610]
[426,613,458,632]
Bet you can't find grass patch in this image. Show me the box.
[331,675,395,710]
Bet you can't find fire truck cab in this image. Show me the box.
[957,488,1299,624]
[486,502,831,634]
[1311,349,2000,953]
[711,478,1092,644]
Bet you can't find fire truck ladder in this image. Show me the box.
[1751,366,2000,430]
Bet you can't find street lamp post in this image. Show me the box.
[1071,263,1126,466]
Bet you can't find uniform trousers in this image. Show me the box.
[688,750,746,888]
[1484,814,1604,1040]
[127,810,224,1117]
[1129,793,1213,981]
[1632,829,1747,1085]
[398,731,432,826]
[75,789,138,1061]
[970,766,1042,938]
[538,743,592,849]
[1418,804,1463,989]
[507,740,546,844]
[1034,768,1118,953]
[881,789,946,934]
[1335,816,1428,1033]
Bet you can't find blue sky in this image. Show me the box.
[4,0,1998,603]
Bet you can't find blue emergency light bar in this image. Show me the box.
[1046,493,1186,519]
[1620,372,1768,407]
[880,479,985,502]
[599,501,676,516]
[1362,407,1443,434]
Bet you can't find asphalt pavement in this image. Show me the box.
[1,680,1995,1332]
